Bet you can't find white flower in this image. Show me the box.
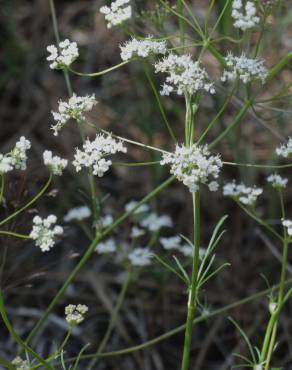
[125,200,150,214]
[221,53,267,84]
[100,0,131,29]
[43,150,68,175]
[253,365,263,370]
[267,173,288,188]
[51,94,97,136]
[223,181,262,206]
[0,154,14,174]
[120,36,167,61]
[47,39,79,69]
[29,215,63,252]
[73,134,126,176]
[12,357,30,370]
[131,226,145,238]
[276,138,292,158]
[63,206,91,222]
[0,137,31,174]
[140,212,172,231]
[160,235,181,250]
[100,215,113,228]
[231,0,260,31]
[128,247,152,266]
[154,53,215,96]
[282,219,292,236]
[180,244,206,258]
[65,304,88,325]
[96,238,117,254]
[161,144,222,193]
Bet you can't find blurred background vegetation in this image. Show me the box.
[0,1,292,369]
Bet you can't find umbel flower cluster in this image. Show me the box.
[100,0,131,29]
[120,36,167,61]
[47,39,79,70]
[161,144,222,193]
[65,304,88,326]
[154,54,215,96]
[223,181,263,206]
[0,137,31,174]
[43,150,68,175]
[63,205,91,222]
[221,53,268,84]
[12,356,30,370]
[282,219,292,236]
[51,94,97,136]
[29,215,63,252]
[73,134,127,176]
[231,0,259,31]
[267,173,288,188]
[276,138,292,158]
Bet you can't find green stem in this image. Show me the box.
[24,176,175,346]
[181,192,200,370]
[87,270,132,370]
[69,61,130,77]
[0,231,30,239]
[0,173,52,227]
[0,175,4,205]
[209,102,250,149]
[0,292,53,370]
[143,62,176,143]
[267,52,292,82]
[63,278,292,364]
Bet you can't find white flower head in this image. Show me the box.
[51,93,97,136]
[47,39,79,69]
[12,356,30,370]
[0,154,14,174]
[282,219,292,236]
[65,304,88,326]
[120,36,167,61]
[10,136,31,171]
[29,215,63,252]
[96,238,117,254]
[232,0,260,31]
[64,206,91,222]
[73,134,127,176]
[99,215,114,228]
[161,144,222,193]
[160,235,181,250]
[154,53,215,96]
[267,173,288,189]
[100,0,131,29]
[43,150,68,175]
[223,181,262,206]
[276,138,292,158]
[128,247,152,266]
[221,53,267,84]
[140,212,172,231]
[125,200,150,215]
[131,226,145,238]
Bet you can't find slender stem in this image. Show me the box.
[181,192,200,370]
[69,61,130,77]
[177,0,184,49]
[49,0,73,97]
[0,231,30,239]
[24,176,175,346]
[87,270,132,370]
[0,175,4,205]
[0,173,52,227]
[143,62,176,143]
[224,162,292,170]
[0,292,53,370]
[62,278,292,366]
[260,190,290,368]
[209,103,250,149]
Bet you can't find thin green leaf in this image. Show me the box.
[172,256,190,285]
[152,254,189,285]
